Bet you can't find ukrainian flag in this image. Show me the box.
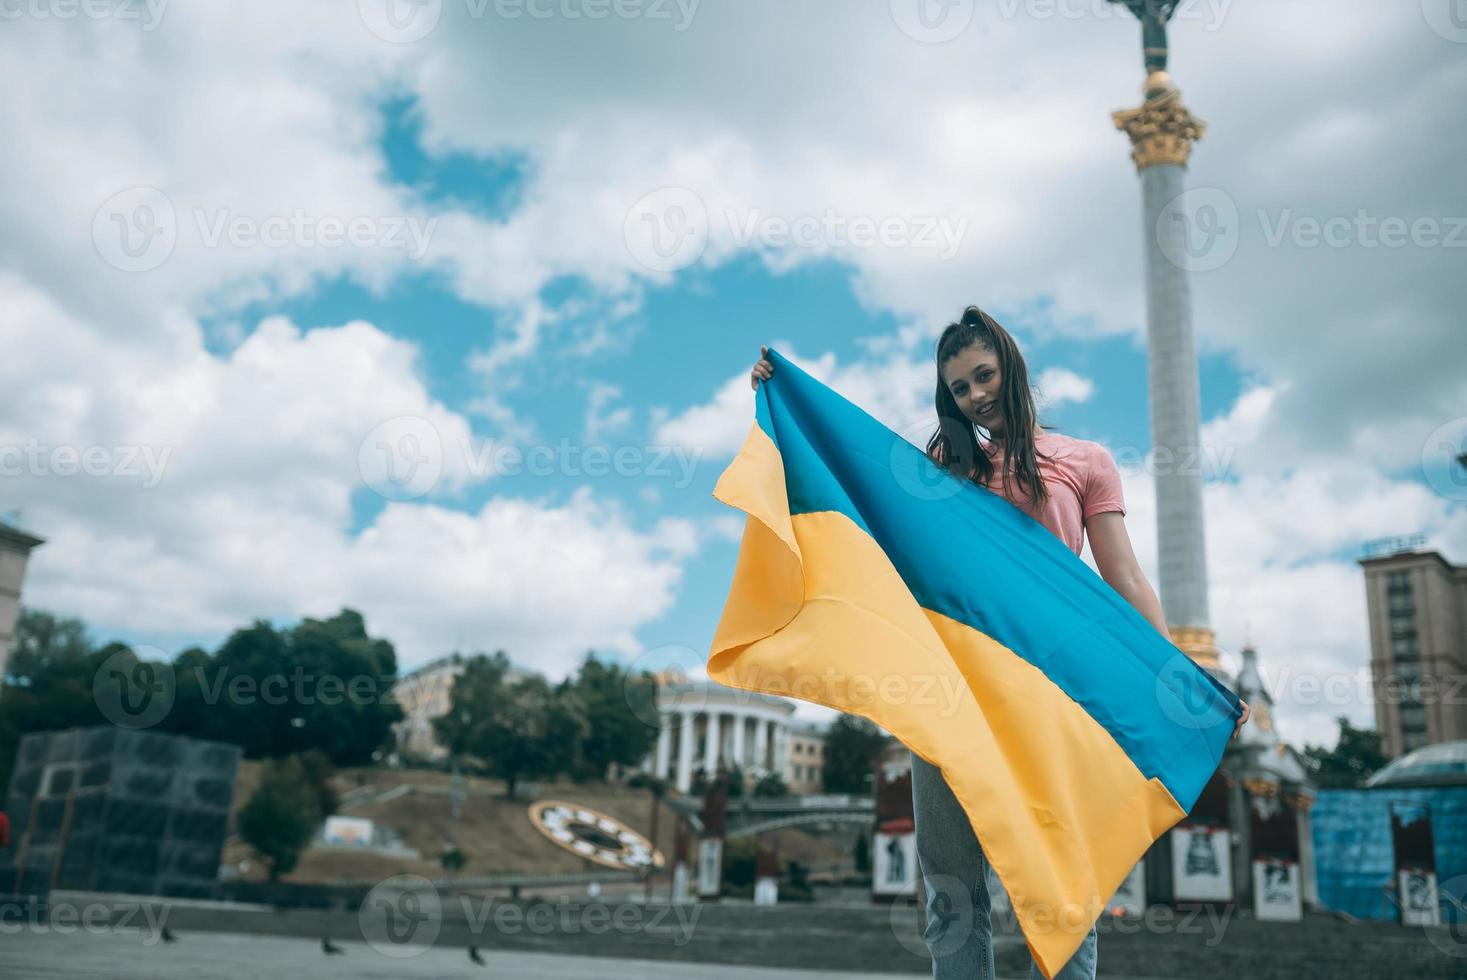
[708,349,1241,978]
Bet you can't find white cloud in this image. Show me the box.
[0,273,693,674]
[584,382,633,442]
[1035,367,1095,408]
[652,346,939,458]
[2,0,1462,735]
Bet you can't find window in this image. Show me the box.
[1403,731,1427,752]
[1391,620,1417,640]
[1386,571,1412,594]
[1400,703,1427,732]
[1388,593,1415,615]
[1394,636,1420,660]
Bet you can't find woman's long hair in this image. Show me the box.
[924,306,1052,505]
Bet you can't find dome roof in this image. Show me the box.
[1363,740,1467,789]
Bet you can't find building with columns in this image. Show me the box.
[641,679,799,794]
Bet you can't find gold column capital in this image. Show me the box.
[1242,777,1280,798]
[1170,624,1221,670]
[1112,73,1206,173]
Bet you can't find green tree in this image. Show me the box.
[440,846,467,878]
[237,755,324,881]
[752,772,789,798]
[820,714,888,794]
[1301,715,1390,788]
[432,652,513,760]
[295,748,340,818]
[165,609,403,765]
[434,654,592,798]
[558,653,657,782]
[0,607,405,798]
[0,609,111,795]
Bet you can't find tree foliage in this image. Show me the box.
[0,609,114,793]
[434,652,593,798]
[556,652,658,782]
[821,713,889,794]
[237,755,325,881]
[0,606,402,800]
[1301,715,1390,788]
[165,609,404,765]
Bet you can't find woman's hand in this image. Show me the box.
[750,346,773,390]
[1232,699,1250,741]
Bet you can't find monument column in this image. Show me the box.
[753,717,770,775]
[1111,4,1219,670]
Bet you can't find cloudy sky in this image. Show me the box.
[1,0,1464,750]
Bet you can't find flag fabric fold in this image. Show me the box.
[708,348,1241,978]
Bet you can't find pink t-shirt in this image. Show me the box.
[980,431,1126,556]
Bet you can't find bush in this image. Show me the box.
[238,755,324,881]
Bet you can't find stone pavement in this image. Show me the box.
[0,929,937,980]
[3,894,1461,980]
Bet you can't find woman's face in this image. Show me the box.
[941,342,1004,435]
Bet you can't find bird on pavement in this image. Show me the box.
[322,937,346,955]
[469,945,487,966]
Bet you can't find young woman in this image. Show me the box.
[750,305,1248,980]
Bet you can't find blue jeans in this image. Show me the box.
[910,751,1098,980]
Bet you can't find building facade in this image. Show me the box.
[1359,546,1467,758]
[640,679,800,794]
[785,720,828,794]
[390,654,531,761]
[0,517,45,692]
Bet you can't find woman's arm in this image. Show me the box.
[1086,512,1168,635]
[1087,511,1250,739]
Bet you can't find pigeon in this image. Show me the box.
[321,937,345,956]
[160,926,178,944]
[469,945,486,966]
